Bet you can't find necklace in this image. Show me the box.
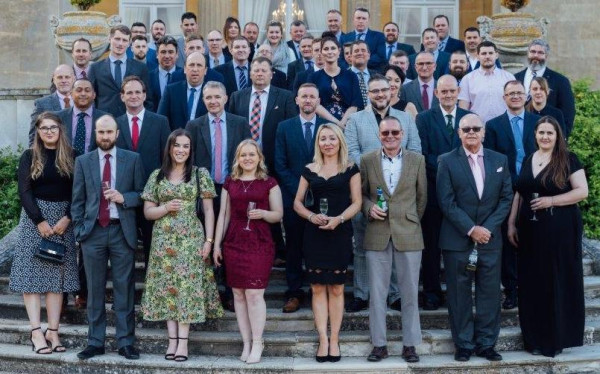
[241,179,255,193]
[536,152,551,167]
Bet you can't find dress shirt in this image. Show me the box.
[98,147,119,219]
[467,54,478,70]
[439,35,450,51]
[249,85,270,147]
[187,82,203,120]
[507,110,526,173]
[233,61,250,90]
[158,67,176,94]
[209,53,225,68]
[464,145,485,235]
[440,104,457,129]
[126,109,145,138]
[418,77,435,107]
[108,55,128,82]
[56,92,71,110]
[148,41,157,50]
[73,65,90,79]
[208,112,229,184]
[299,114,317,138]
[350,66,371,82]
[458,67,515,123]
[72,106,93,152]
[381,148,403,193]
[524,66,547,95]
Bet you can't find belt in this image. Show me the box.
[97,219,120,225]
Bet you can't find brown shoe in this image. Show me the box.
[74,295,87,309]
[367,346,388,362]
[273,258,286,268]
[282,297,300,313]
[402,345,419,362]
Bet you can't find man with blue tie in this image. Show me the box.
[149,36,185,111]
[326,9,345,43]
[215,36,251,97]
[432,15,465,54]
[350,41,378,109]
[407,28,450,81]
[286,36,314,90]
[383,22,416,60]
[286,20,307,61]
[341,7,386,71]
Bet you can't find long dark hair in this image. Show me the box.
[536,116,569,189]
[31,112,74,179]
[157,129,194,183]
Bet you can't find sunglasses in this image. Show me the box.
[381,130,401,136]
[460,126,483,133]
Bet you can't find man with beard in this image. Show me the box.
[175,12,199,68]
[71,38,93,79]
[215,36,252,96]
[514,39,575,137]
[129,36,158,72]
[383,21,416,60]
[72,114,145,360]
[449,50,469,84]
[345,74,421,313]
[148,19,166,50]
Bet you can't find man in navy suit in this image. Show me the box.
[275,83,325,313]
[88,25,152,117]
[408,28,449,80]
[326,9,345,43]
[292,38,323,95]
[149,36,185,111]
[341,7,386,71]
[484,80,540,310]
[401,52,439,113]
[416,75,471,310]
[214,36,252,97]
[514,39,575,137]
[128,36,158,72]
[286,20,306,61]
[255,44,289,90]
[72,38,93,79]
[175,12,198,68]
[286,35,314,90]
[432,15,465,53]
[383,21,416,60]
[206,30,232,69]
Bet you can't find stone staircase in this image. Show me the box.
[0,249,598,373]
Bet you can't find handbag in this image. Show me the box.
[34,238,65,264]
[195,168,205,222]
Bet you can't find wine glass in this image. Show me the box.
[244,201,256,231]
[319,198,328,215]
[530,193,539,221]
[102,181,111,210]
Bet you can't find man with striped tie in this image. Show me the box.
[72,38,92,79]
[215,36,252,97]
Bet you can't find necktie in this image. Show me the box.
[421,83,429,110]
[438,40,446,51]
[166,72,172,84]
[470,154,484,199]
[305,60,313,72]
[187,87,197,120]
[63,97,71,109]
[510,116,526,175]
[532,70,537,78]
[303,122,313,151]
[213,57,219,67]
[358,72,368,107]
[214,117,223,183]
[357,32,365,41]
[99,154,111,227]
[114,60,122,89]
[250,91,263,142]
[387,45,393,60]
[237,66,248,89]
[81,70,87,79]
[73,112,86,155]
[131,116,139,151]
[445,114,454,137]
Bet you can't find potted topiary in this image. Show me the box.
[70,0,103,11]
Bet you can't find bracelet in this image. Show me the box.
[339,214,345,223]
[206,238,214,244]
[308,213,315,223]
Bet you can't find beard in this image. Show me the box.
[528,58,546,71]
[97,138,117,151]
[450,68,466,80]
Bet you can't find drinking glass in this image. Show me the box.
[102,181,111,210]
[244,201,257,231]
[319,198,328,215]
[531,193,539,221]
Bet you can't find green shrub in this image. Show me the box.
[0,147,21,237]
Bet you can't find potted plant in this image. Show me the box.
[70,0,103,11]
[501,0,530,12]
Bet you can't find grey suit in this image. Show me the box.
[54,107,108,155]
[436,146,513,352]
[29,93,62,145]
[71,148,144,349]
[401,79,439,113]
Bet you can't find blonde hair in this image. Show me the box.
[312,123,350,173]
[31,112,74,179]
[230,139,269,180]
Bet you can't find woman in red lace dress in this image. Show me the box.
[214,139,283,364]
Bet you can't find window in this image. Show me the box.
[120,0,185,38]
[393,0,459,48]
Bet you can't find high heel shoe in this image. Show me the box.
[240,340,251,362]
[44,328,66,352]
[316,339,328,363]
[30,327,51,354]
[174,337,188,362]
[246,338,264,364]
[165,336,177,360]
[328,342,341,362]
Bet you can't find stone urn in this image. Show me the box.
[50,11,122,60]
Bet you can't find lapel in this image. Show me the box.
[480,150,495,200]
[88,150,101,194]
[120,116,134,149]
[115,148,127,192]
[432,107,452,147]
[264,88,277,124]
[371,150,391,197]
[137,114,152,148]
[457,147,480,198]
[363,108,380,140]
[522,113,535,153]
[501,113,516,148]
[201,116,212,158]
[178,82,189,118]
[290,117,309,156]
[102,59,119,90]
[239,89,252,120]
[392,150,412,196]
[408,82,423,111]
[64,108,74,142]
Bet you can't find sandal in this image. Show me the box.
[165,336,178,360]
[44,328,66,352]
[30,327,52,354]
[174,337,188,362]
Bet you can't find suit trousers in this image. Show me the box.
[443,248,502,351]
[500,219,518,296]
[137,207,154,272]
[366,240,422,347]
[352,213,400,302]
[283,206,305,298]
[420,206,443,300]
[81,223,135,348]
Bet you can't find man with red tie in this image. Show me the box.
[401,52,439,113]
[72,38,93,79]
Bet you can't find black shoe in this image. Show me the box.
[422,298,440,311]
[402,345,419,363]
[367,346,388,362]
[328,343,341,362]
[346,298,368,313]
[476,347,502,361]
[77,345,105,360]
[454,348,472,362]
[502,294,517,310]
[389,299,401,311]
[530,348,542,355]
[118,345,140,360]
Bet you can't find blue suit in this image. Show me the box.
[126,47,158,71]
[421,37,465,54]
[148,67,185,112]
[407,51,450,80]
[341,29,386,70]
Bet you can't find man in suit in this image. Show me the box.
[206,30,232,69]
[116,76,170,270]
[175,12,198,68]
[463,28,502,73]
[483,80,540,310]
[128,36,158,72]
[286,35,314,90]
[383,21,416,61]
[416,74,471,310]
[514,39,575,137]
[432,15,465,53]
[350,40,379,108]
[449,50,469,84]
[345,74,421,313]
[362,116,426,363]
[275,83,325,313]
[326,9,345,43]
[72,38,92,79]
[402,52,439,113]
[243,22,260,61]
[88,25,152,117]
[408,28,449,80]
[292,38,324,95]
[437,113,513,362]
[72,115,145,360]
[215,36,251,97]
[286,20,306,61]
[341,7,386,70]
[148,19,166,51]
[255,44,288,90]
[149,36,185,111]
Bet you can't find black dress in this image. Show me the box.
[391,99,409,111]
[515,152,584,357]
[302,164,359,285]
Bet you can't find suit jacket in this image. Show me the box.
[286,40,302,61]
[126,47,158,71]
[514,67,575,137]
[29,93,62,145]
[483,111,540,186]
[214,61,250,97]
[341,29,386,70]
[148,67,185,112]
[71,148,145,249]
[436,146,513,251]
[275,115,326,207]
[286,58,313,90]
[115,111,170,182]
[185,112,251,176]
[416,106,471,207]
[360,148,427,251]
[54,107,108,155]
[407,51,449,80]
[271,68,288,90]
[401,79,440,113]
[228,86,298,176]
[292,69,312,96]
[421,37,465,54]
[205,52,232,69]
[88,58,152,117]
[346,106,421,165]
[157,80,211,131]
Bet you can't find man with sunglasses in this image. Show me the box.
[437,113,513,362]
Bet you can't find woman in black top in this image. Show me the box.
[9,112,79,354]
[383,64,418,119]
[526,77,568,138]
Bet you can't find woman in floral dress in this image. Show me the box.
[141,129,223,362]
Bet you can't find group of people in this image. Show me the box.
[10,5,587,366]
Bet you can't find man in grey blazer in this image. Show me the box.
[345,74,421,313]
[401,52,439,113]
[361,116,426,363]
[71,115,145,360]
[436,113,513,362]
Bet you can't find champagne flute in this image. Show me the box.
[319,198,328,216]
[244,201,256,231]
[531,193,539,221]
[102,181,111,210]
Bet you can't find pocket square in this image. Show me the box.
[274,105,279,110]
[496,167,503,172]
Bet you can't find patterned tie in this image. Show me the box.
[249,91,263,142]
[511,116,526,175]
[357,32,365,41]
[470,154,484,199]
[446,114,454,137]
[187,87,197,120]
[131,116,139,151]
[214,117,223,183]
[63,97,71,109]
[358,72,368,107]
[114,60,122,89]
[237,66,248,90]
[438,40,446,52]
[213,57,219,67]
[81,70,87,79]
[303,122,313,151]
[532,70,537,78]
[422,83,429,110]
[305,60,313,72]
[99,154,111,227]
[73,112,86,155]
[387,45,393,60]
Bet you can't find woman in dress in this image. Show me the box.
[10,111,79,354]
[141,129,223,362]
[222,16,241,60]
[265,21,295,74]
[213,139,283,364]
[293,124,362,362]
[309,37,363,129]
[383,64,418,119]
[526,77,568,138]
[507,116,588,357]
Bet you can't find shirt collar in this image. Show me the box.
[73,105,93,117]
[127,108,145,122]
[159,66,176,75]
[208,111,226,122]
[252,85,270,95]
[300,114,317,124]
[507,110,525,122]
[56,91,70,101]
[381,147,403,161]
[418,77,434,86]
[187,81,203,90]
[233,61,249,69]
[98,146,117,160]
[528,66,546,77]
[109,54,127,64]
[463,146,484,158]
[439,104,457,117]
[350,66,368,74]
[440,35,450,44]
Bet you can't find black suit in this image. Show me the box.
[286,40,302,61]
[286,59,313,90]
[158,80,209,131]
[54,107,108,156]
[272,68,288,90]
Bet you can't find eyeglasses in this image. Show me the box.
[460,126,483,133]
[505,91,526,98]
[368,87,390,95]
[415,61,434,66]
[38,125,60,134]
[380,130,401,136]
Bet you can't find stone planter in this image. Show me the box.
[50,11,122,60]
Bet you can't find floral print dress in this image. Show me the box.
[140,167,223,323]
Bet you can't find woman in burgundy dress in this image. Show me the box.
[214,139,283,364]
